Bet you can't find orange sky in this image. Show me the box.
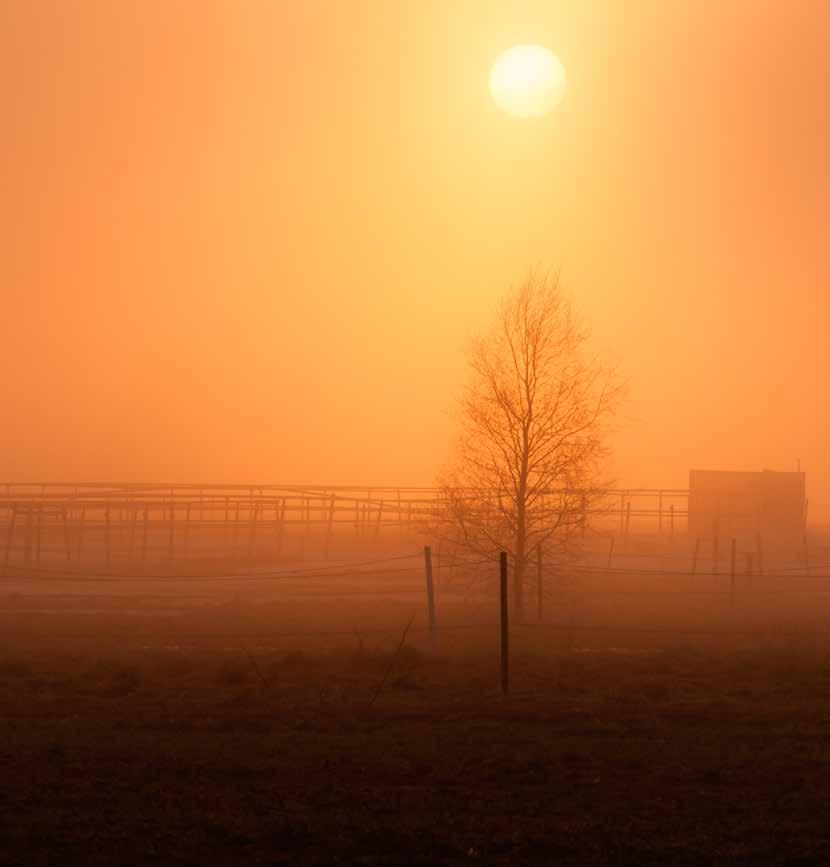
[2,1,829,517]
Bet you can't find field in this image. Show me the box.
[3,540,830,865]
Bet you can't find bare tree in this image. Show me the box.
[436,272,620,617]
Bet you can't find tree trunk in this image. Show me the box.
[514,499,526,621]
[513,548,525,621]
[514,426,530,622]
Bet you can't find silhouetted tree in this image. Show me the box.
[437,272,620,618]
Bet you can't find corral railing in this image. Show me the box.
[0,482,689,572]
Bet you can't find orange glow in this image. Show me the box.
[0,1,828,521]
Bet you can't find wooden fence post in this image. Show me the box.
[625,501,631,541]
[2,504,17,577]
[23,506,32,565]
[77,505,86,563]
[34,504,42,563]
[607,536,615,568]
[424,545,436,645]
[248,502,259,561]
[141,505,149,564]
[233,501,241,554]
[61,506,72,561]
[374,500,384,539]
[324,495,336,560]
[184,503,192,557]
[755,532,764,576]
[128,504,137,561]
[104,506,112,570]
[500,551,509,696]
[167,499,175,561]
[536,543,543,624]
[277,499,286,556]
[297,500,306,561]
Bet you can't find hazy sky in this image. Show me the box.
[2,1,829,516]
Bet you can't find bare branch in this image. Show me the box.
[436,271,622,612]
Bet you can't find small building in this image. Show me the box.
[688,469,806,542]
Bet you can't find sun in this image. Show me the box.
[489,45,566,119]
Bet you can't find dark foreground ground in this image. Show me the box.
[3,575,830,865]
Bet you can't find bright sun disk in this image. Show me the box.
[489,45,566,119]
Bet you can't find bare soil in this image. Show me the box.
[3,568,830,865]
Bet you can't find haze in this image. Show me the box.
[2,0,829,519]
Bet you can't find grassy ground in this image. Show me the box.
[3,577,830,865]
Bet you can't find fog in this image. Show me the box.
[2,0,829,523]
[3,2,830,864]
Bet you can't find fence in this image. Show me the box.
[4,538,830,699]
[0,482,691,572]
